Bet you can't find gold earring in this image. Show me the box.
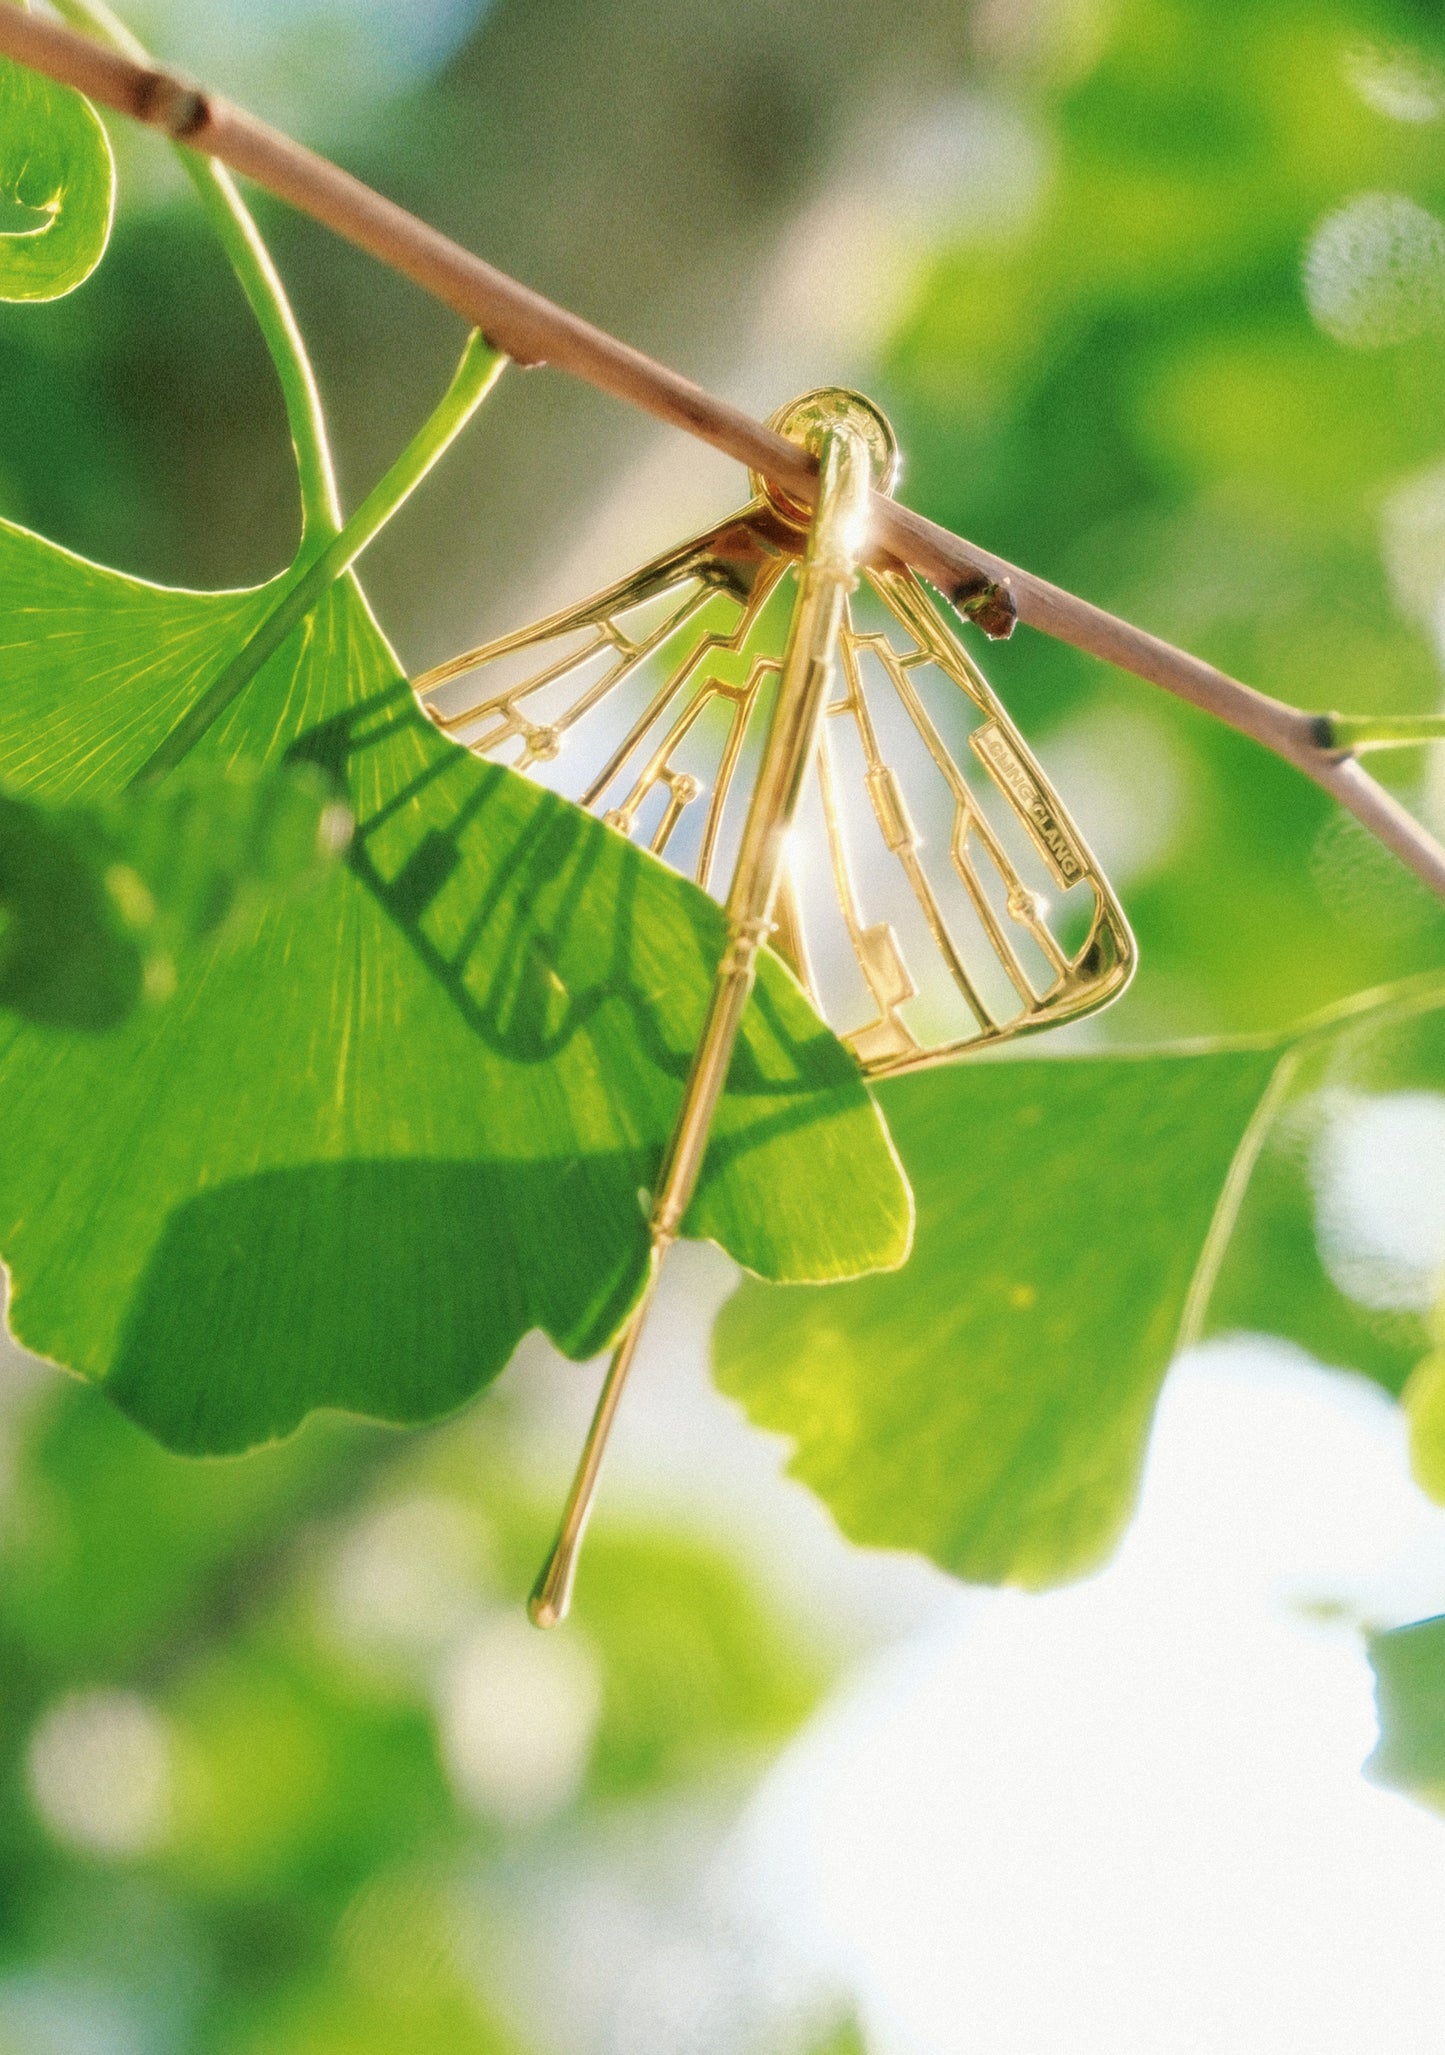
[413,389,1135,1625]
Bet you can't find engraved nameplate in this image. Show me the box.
[969,721,1085,888]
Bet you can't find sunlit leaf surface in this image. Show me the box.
[0,51,113,300]
[719,975,1445,1586]
[715,1046,1283,1587]
[0,521,908,1453]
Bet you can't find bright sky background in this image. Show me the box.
[127,0,492,143]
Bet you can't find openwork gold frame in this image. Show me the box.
[416,397,1134,1078]
[412,390,1136,1624]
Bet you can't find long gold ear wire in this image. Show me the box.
[527,408,876,1627]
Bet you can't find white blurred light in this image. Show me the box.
[325,1493,489,1673]
[1304,193,1445,348]
[1345,44,1445,125]
[611,1933,753,2055]
[880,92,1050,245]
[0,1971,149,2055]
[1314,1090,1445,1312]
[439,1613,601,1829]
[740,90,1046,412]
[459,1792,836,2055]
[27,1690,172,1861]
[1379,461,1445,631]
[738,1344,1445,2055]
[1034,703,1191,886]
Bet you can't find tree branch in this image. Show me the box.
[6,3,1445,901]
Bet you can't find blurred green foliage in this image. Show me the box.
[0,1377,824,2050]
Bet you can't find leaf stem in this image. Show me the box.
[1317,712,1445,752]
[1176,1045,1304,1353]
[177,161,341,543]
[45,0,342,546]
[132,331,505,787]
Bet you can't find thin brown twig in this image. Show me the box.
[5,5,1445,904]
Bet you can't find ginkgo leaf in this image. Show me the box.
[0,518,909,1455]
[1207,992,1445,1478]
[716,982,1445,1589]
[0,43,114,300]
[714,1044,1288,1587]
[0,764,347,1029]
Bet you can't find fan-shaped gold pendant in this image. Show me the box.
[413,389,1136,1622]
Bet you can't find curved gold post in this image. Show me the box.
[528,402,875,1626]
[527,1261,662,1627]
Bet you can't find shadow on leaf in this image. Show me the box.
[294,684,858,1109]
[105,1155,658,1454]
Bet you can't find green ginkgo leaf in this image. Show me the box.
[715,983,1445,1591]
[0,42,114,300]
[715,1044,1288,1588]
[0,763,347,1030]
[0,518,908,1455]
